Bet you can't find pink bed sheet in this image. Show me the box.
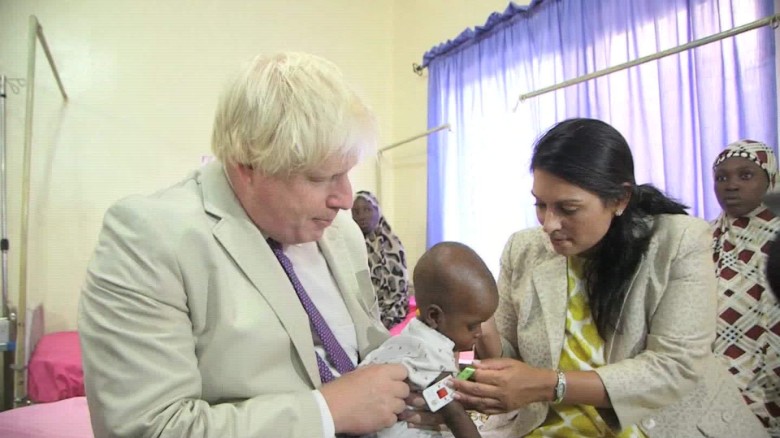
[28,331,85,403]
[389,296,417,336]
[0,397,93,438]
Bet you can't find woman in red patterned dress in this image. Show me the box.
[711,140,780,436]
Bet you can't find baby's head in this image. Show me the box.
[413,242,498,352]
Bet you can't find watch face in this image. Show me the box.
[553,370,566,404]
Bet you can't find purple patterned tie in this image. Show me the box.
[267,239,356,383]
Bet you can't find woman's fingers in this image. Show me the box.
[473,368,509,388]
[450,378,508,413]
[453,390,504,412]
[472,357,516,371]
[451,378,500,399]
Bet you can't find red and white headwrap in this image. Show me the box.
[713,139,777,190]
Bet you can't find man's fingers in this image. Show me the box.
[384,363,409,380]
[404,393,427,408]
[401,410,444,429]
[389,380,410,399]
[391,398,407,415]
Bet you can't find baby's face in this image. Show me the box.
[437,289,498,352]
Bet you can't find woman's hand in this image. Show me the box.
[450,358,556,415]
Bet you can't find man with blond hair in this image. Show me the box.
[80,52,409,437]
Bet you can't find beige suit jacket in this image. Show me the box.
[79,162,388,438]
[493,214,767,437]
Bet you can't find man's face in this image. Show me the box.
[714,157,770,218]
[232,155,357,244]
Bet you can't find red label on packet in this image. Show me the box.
[423,376,455,412]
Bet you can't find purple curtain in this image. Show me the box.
[426,0,777,275]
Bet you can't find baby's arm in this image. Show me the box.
[439,399,481,438]
[426,372,481,438]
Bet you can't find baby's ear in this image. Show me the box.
[423,304,444,328]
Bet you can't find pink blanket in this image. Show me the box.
[389,296,417,336]
[28,331,85,403]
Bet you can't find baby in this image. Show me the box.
[360,241,499,438]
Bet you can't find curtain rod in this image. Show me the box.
[380,123,451,153]
[35,18,68,100]
[517,13,780,105]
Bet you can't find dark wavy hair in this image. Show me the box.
[530,118,688,335]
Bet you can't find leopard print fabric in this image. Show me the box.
[355,191,409,329]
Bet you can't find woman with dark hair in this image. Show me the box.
[450,119,766,437]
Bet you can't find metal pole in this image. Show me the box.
[380,124,451,153]
[1,76,8,319]
[13,15,39,408]
[0,74,8,413]
[517,13,780,104]
[35,22,67,101]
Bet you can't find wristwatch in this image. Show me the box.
[552,369,567,404]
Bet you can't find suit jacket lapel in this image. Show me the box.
[199,162,321,387]
[531,256,568,368]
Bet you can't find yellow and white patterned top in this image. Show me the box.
[527,257,646,438]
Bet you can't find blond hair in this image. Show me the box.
[211,52,377,174]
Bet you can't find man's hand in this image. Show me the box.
[321,364,409,434]
[399,389,445,431]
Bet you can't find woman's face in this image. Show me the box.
[351,197,380,234]
[532,169,623,256]
[713,157,769,218]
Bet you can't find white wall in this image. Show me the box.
[0,0,518,332]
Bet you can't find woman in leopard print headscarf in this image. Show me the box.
[351,191,409,329]
[712,139,780,436]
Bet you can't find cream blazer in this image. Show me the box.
[493,214,767,437]
[79,161,388,438]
